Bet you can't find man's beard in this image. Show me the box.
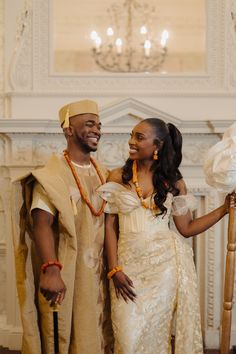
[76,136,98,153]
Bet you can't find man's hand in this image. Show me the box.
[40,266,66,306]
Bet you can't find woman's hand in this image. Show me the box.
[223,192,236,214]
[112,271,136,302]
[39,266,66,306]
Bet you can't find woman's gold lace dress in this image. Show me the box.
[98,182,203,354]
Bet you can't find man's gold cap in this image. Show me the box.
[59,99,99,128]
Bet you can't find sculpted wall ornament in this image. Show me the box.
[206,192,217,329]
[0,196,6,246]
[33,136,66,165]
[98,135,129,169]
[10,134,33,165]
[98,134,220,169]
[8,0,32,91]
[182,135,220,165]
[229,0,236,87]
[0,180,11,317]
[0,0,4,117]
[1,131,222,170]
[7,0,236,97]
[0,252,6,315]
[188,187,217,330]
[0,136,5,164]
[29,0,224,94]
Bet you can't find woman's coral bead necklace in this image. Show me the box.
[132,160,159,211]
[64,150,106,217]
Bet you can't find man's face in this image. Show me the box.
[69,113,101,152]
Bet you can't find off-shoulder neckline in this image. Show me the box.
[104,181,170,201]
[103,182,190,200]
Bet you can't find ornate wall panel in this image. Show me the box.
[8,0,32,92]
[32,0,224,94]
[6,0,231,96]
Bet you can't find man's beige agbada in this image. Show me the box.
[11,154,113,354]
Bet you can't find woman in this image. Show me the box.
[98,118,233,354]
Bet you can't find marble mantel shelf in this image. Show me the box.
[0,119,235,134]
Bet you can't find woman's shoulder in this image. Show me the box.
[107,167,123,183]
[171,179,198,215]
[174,178,187,196]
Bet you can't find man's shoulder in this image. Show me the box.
[12,153,62,184]
[32,154,63,177]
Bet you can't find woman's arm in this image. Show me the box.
[105,213,119,270]
[173,179,230,238]
[105,168,136,302]
[105,213,136,302]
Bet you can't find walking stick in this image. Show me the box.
[221,191,236,354]
[53,304,59,354]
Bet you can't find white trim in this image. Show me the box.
[0,315,22,350]
[0,118,234,134]
[204,329,220,349]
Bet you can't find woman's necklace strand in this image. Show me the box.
[132,160,159,211]
[64,150,106,217]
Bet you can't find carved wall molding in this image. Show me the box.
[5,0,227,95]
[0,103,232,178]
[0,253,6,315]
[8,0,32,91]
[0,93,235,132]
[0,131,221,170]
[228,0,236,88]
[0,180,7,322]
[182,135,220,166]
[0,0,4,117]
[206,191,218,329]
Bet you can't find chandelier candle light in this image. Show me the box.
[90,0,169,72]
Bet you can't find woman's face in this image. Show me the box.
[128,121,158,161]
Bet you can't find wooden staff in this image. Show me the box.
[221,191,236,354]
[53,304,59,354]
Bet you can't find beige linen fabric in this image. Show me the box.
[12,154,113,354]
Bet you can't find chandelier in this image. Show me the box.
[90,0,169,73]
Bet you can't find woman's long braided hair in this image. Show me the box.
[122,118,183,215]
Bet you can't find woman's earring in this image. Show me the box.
[153,150,158,160]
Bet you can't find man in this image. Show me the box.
[12,100,113,354]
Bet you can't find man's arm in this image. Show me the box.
[32,208,66,305]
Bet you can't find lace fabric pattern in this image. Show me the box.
[97,182,203,354]
[172,194,198,216]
